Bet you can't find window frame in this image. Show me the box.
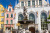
[28,1,30,6]
[1,13,4,16]
[32,0,35,7]
[10,20,13,24]
[6,20,8,24]
[21,1,24,7]
[7,14,9,18]
[41,12,47,30]
[9,8,11,11]
[29,13,35,23]
[39,0,42,6]
[1,18,4,22]
[11,14,13,18]
[18,14,24,21]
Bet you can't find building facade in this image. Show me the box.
[14,0,50,33]
[0,4,5,31]
[4,4,14,31]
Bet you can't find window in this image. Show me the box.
[1,18,4,22]
[21,1,24,7]
[39,0,42,6]
[9,8,11,11]
[1,24,4,28]
[32,0,35,6]
[18,14,24,21]
[1,8,3,11]
[6,20,8,24]
[36,0,38,6]
[29,13,35,23]
[41,12,47,30]
[11,20,13,24]
[28,1,30,6]
[11,14,13,18]
[1,13,4,16]
[7,14,9,18]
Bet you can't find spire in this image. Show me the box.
[47,0,49,6]
[47,0,49,4]
[6,5,7,9]
[8,2,12,7]
[15,0,17,6]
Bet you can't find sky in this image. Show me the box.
[0,0,19,9]
[0,0,50,9]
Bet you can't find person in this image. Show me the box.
[41,30,43,33]
[6,29,9,33]
[36,30,39,33]
[44,29,48,33]
[46,30,48,33]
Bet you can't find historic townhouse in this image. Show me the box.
[4,4,14,31]
[14,0,50,33]
[0,4,5,31]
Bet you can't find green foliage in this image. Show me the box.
[45,21,50,24]
[48,15,50,19]
[45,15,50,24]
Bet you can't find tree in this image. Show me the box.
[45,15,50,24]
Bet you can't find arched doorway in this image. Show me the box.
[29,27,35,33]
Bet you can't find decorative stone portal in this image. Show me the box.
[28,24,38,33]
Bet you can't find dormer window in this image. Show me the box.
[28,1,30,6]
[21,1,24,7]
[32,0,35,7]
[9,8,11,11]
[39,0,42,6]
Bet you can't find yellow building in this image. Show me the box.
[0,4,5,31]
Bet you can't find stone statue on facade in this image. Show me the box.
[23,6,28,20]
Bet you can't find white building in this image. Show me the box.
[14,0,50,33]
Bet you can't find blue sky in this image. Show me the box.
[0,0,50,9]
[0,0,19,9]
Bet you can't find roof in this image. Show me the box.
[8,4,12,7]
